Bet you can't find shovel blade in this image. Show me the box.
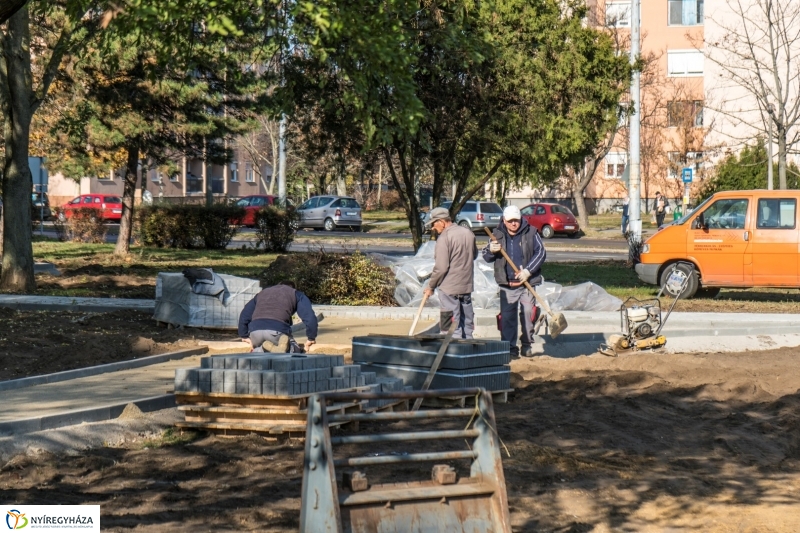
[548,312,568,339]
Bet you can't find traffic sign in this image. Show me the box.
[682,167,693,183]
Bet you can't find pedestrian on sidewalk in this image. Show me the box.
[483,205,546,358]
[654,191,668,227]
[621,195,630,234]
[238,280,318,353]
[423,206,478,339]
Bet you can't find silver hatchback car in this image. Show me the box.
[297,196,362,231]
[422,201,503,231]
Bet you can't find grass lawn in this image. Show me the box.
[17,240,800,313]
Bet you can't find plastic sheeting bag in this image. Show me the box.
[371,241,622,312]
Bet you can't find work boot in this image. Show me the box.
[521,346,534,358]
[262,335,290,353]
[510,347,520,360]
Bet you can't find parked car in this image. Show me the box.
[59,194,123,222]
[31,192,52,221]
[232,194,277,227]
[421,201,503,232]
[296,196,362,231]
[520,203,580,239]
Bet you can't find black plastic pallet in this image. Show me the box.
[352,335,511,370]
[358,362,511,391]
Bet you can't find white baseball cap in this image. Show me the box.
[503,205,521,221]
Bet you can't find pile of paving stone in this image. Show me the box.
[174,353,407,409]
[352,336,512,391]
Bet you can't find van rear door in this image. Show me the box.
[687,197,750,285]
[747,197,798,286]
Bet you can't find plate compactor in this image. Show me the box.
[599,262,694,357]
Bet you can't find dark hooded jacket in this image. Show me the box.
[481,217,546,285]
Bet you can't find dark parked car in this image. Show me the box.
[520,202,580,238]
[31,192,52,221]
[296,196,362,231]
[233,195,277,227]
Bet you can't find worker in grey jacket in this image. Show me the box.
[423,207,478,339]
[482,205,546,358]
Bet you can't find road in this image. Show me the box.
[33,224,630,262]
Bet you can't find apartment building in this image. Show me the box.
[47,153,273,209]
[505,0,707,213]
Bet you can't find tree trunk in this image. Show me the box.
[0,7,35,292]
[384,146,424,251]
[0,0,26,26]
[778,124,787,190]
[114,144,139,256]
[376,164,382,206]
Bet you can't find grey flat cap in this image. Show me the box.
[426,207,451,226]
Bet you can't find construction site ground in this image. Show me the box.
[2,306,800,531]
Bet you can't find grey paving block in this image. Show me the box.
[211,380,225,393]
[315,368,331,380]
[174,368,197,392]
[224,356,241,369]
[275,381,290,395]
[211,357,226,369]
[248,371,262,395]
[271,357,295,372]
[362,372,377,385]
[237,358,251,370]
[369,363,510,390]
[352,335,511,369]
[200,357,213,369]
[301,357,315,370]
[223,380,237,394]
[357,375,365,387]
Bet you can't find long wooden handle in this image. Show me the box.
[412,316,459,411]
[408,293,429,336]
[484,227,556,317]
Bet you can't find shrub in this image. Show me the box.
[254,206,300,252]
[136,204,244,249]
[53,208,107,243]
[261,251,395,306]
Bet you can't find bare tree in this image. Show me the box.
[237,115,281,194]
[702,0,800,189]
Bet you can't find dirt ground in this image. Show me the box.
[3,336,800,531]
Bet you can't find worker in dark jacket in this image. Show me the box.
[238,281,318,353]
[482,205,546,358]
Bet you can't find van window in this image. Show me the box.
[703,198,748,229]
[757,198,796,229]
[480,202,503,213]
[460,203,477,213]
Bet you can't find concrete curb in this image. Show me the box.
[0,347,208,393]
[0,394,176,436]
[0,295,154,313]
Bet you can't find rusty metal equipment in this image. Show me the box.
[300,388,511,533]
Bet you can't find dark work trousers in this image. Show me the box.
[499,284,537,353]
[249,329,302,353]
[438,292,475,339]
[656,211,666,227]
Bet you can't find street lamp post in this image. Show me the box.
[628,0,642,241]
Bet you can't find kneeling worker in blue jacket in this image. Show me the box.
[238,280,318,353]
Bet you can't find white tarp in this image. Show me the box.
[371,241,622,312]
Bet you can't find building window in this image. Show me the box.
[230,162,238,182]
[667,100,704,127]
[169,173,179,182]
[667,151,704,178]
[605,152,627,178]
[667,50,704,77]
[669,0,703,26]
[605,2,631,27]
[245,162,254,182]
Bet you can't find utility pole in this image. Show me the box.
[278,116,287,205]
[628,0,642,241]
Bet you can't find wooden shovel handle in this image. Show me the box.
[484,227,556,317]
[409,292,429,336]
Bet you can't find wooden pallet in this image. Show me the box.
[363,398,410,414]
[420,389,513,408]
[174,389,369,439]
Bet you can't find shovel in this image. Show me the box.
[484,227,568,338]
[408,293,429,336]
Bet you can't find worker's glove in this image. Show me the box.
[516,268,531,283]
[489,241,501,253]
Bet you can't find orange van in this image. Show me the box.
[636,189,800,298]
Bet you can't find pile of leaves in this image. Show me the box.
[260,251,395,306]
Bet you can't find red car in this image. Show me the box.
[59,194,123,222]
[233,195,276,227]
[520,202,581,238]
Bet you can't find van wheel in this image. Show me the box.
[459,220,470,228]
[324,218,336,232]
[58,211,66,222]
[696,287,721,299]
[541,225,555,239]
[659,263,699,299]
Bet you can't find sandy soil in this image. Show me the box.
[3,346,800,531]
